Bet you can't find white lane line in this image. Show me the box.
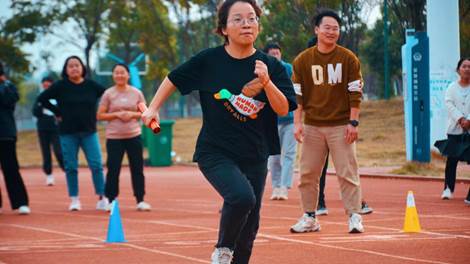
[0,224,210,264]
[276,216,470,239]
[320,236,459,244]
[257,233,451,264]
[8,209,467,263]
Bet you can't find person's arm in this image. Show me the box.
[345,55,363,144]
[0,80,19,106]
[255,60,288,116]
[37,82,60,115]
[345,107,360,144]
[264,80,289,116]
[96,104,120,121]
[445,86,465,126]
[141,77,177,127]
[32,96,44,118]
[294,104,304,143]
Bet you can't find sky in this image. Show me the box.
[0,0,381,80]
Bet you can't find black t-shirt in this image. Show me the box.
[168,46,297,162]
[38,79,106,134]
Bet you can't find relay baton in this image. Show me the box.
[137,102,160,134]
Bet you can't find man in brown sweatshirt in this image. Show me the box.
[290,9,364,234]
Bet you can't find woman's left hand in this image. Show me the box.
[254,60,270,87]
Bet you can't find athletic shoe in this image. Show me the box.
[211,247,233,264]
[105,202,113,212]
[46,174,55,186]
[270,187,280,200]
[441,187,453,200]
[278,187,288,200]
[96,197,109,211]
[465,199,470,205]
[69,197,81,211]
[349,213,364,233]
[359,201,373,215]
[137,201,151,211]
[290,213,321,233]
[18,205,31,215]
[315,206,329,216]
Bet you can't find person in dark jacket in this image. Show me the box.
[33,76,64,186]
[0,62,30,215]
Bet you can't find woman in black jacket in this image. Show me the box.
[0,62,30,215]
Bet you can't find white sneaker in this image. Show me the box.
[96,197,109,211]
[46,174,55,186]
[18,205,31,215]
[349,213,364,233]
[315,206,329,216]
[441,187,453,200]
[136,201,151,211]
[211,247,233,264]
[465,199,470,205]
[69,197,81,211]
[278,187,288,200]
[105,202,113,212]
[290,213,321,233]
[270,187,280,200]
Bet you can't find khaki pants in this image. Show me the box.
[298,125,361,215]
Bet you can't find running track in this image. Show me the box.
[1,166,469,263]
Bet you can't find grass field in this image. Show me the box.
[16,98,458,177]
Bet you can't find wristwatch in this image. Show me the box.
[349,120,359,127]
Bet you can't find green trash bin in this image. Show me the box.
[146,120,175,166]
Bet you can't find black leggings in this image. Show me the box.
[38,130,64,175]
[0,139,29,209]
[444,156,459,192]
[105,136,145,203]
[197,153,267,264]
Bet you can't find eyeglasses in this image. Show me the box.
[228,16,259,26]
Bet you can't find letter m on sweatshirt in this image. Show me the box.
[311,63,342,85]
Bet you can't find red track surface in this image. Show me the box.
[1,166,469,263]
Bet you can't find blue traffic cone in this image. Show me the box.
[106,200,127,243]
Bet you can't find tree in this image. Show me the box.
[55,0,109,76]
[387,0,426,34]
[460,0,470,56]
[260,0,349,62]
[338,0,367,54]
[137,0,178,80]
[0,0,56,77]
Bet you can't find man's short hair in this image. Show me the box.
[41,76,54,83]
[263,42,281,53]
[312,8,342,27]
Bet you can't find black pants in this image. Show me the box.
[197,153,267,264]
[38,130,64,175]
[318,155,329,208]
[0,139,29,209]
[444,156,459,192]
[105,136,145,203]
